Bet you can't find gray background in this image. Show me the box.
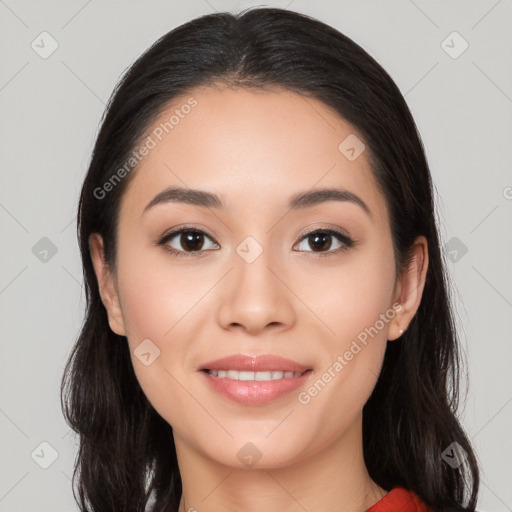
[1,0,511,511]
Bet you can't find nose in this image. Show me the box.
[215,243,296,335]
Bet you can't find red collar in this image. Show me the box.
[366,487,433,511]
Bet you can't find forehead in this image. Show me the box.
[119,84,388,222]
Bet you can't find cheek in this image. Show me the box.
[117,269,200,433]
[295,243,396,417]
[116,241,212,342]
[298,244,397,345]
[114,246,215,427]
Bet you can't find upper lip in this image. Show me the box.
[199,354,311,373]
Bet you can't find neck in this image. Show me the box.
[175,415,387,512]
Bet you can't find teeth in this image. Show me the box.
[207,370,303,380]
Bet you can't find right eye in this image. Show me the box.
[158,227,220,257]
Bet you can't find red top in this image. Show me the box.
[366,487,434,511]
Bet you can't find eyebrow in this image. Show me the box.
[143,186,372,218]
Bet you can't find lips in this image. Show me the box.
[198,354,313,405]
[199,354,311,373]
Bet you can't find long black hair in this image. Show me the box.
[60,7,480,511]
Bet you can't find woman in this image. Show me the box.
[60,7,480,512]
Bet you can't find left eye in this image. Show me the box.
[294,229,354,255]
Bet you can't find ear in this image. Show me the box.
[388,235,429,341]
[89,233,127,336]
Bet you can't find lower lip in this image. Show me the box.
[200,370,313,405]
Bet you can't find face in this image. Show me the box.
[91,85,423,470]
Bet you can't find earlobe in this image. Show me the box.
[390,236,429,341]
[89,233,127,337]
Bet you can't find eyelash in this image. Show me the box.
[157,225,355,258]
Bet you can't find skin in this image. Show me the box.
[90,84,428,512]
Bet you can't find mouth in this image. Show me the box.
[202,369,308,380]
[199,353,311,373]
[198,354,313,405]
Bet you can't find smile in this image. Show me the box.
[205,370,305,380]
